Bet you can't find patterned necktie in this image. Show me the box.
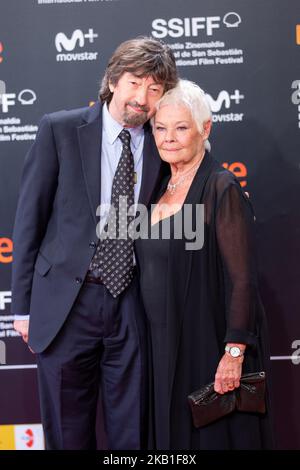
[89,129,135,297]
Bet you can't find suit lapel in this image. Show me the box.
[77,102,102,226]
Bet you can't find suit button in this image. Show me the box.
[89,242,96,248]
[75,277,82,284]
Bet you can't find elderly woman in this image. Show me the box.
[135,80,273,449]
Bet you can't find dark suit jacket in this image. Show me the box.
[11,102,163,353]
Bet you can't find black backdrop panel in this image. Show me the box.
[0,0,299,449]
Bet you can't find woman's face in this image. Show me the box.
[153,104,211,165]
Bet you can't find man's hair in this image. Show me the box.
[99,37,178,103]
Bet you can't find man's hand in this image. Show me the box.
[14,319,31,346]
[214,353,243,394]
[14,319,34,353]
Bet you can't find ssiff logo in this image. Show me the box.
[55,28,99,62]
[152,12,241,38]
[0,82,37,113]
[0,291,11,310]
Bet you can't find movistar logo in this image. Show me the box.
[55,28,98,52]
[205,90,244,112]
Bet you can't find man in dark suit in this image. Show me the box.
[12,37,178,450]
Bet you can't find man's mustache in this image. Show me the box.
[126,101,149,113]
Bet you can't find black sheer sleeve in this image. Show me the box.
[216,181,258,346]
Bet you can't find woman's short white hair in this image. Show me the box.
[153,79,212,151]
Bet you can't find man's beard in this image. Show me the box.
[123,101,149,127]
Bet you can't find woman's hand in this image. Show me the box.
[214,346,245,394]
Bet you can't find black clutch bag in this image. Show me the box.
[187,371,266,428]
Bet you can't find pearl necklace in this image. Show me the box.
[167,158,202,195]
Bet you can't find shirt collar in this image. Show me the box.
[102,102,144,151]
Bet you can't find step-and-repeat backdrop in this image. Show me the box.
[0,0,299,450]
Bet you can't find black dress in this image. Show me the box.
[135,152,274,450]
[138,214,177,449]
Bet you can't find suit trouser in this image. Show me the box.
[36,275,147,450]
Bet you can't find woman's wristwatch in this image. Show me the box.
[225,345,244,358]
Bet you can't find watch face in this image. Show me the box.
[230,347,241,357]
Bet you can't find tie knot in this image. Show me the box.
[118,129,131,146]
